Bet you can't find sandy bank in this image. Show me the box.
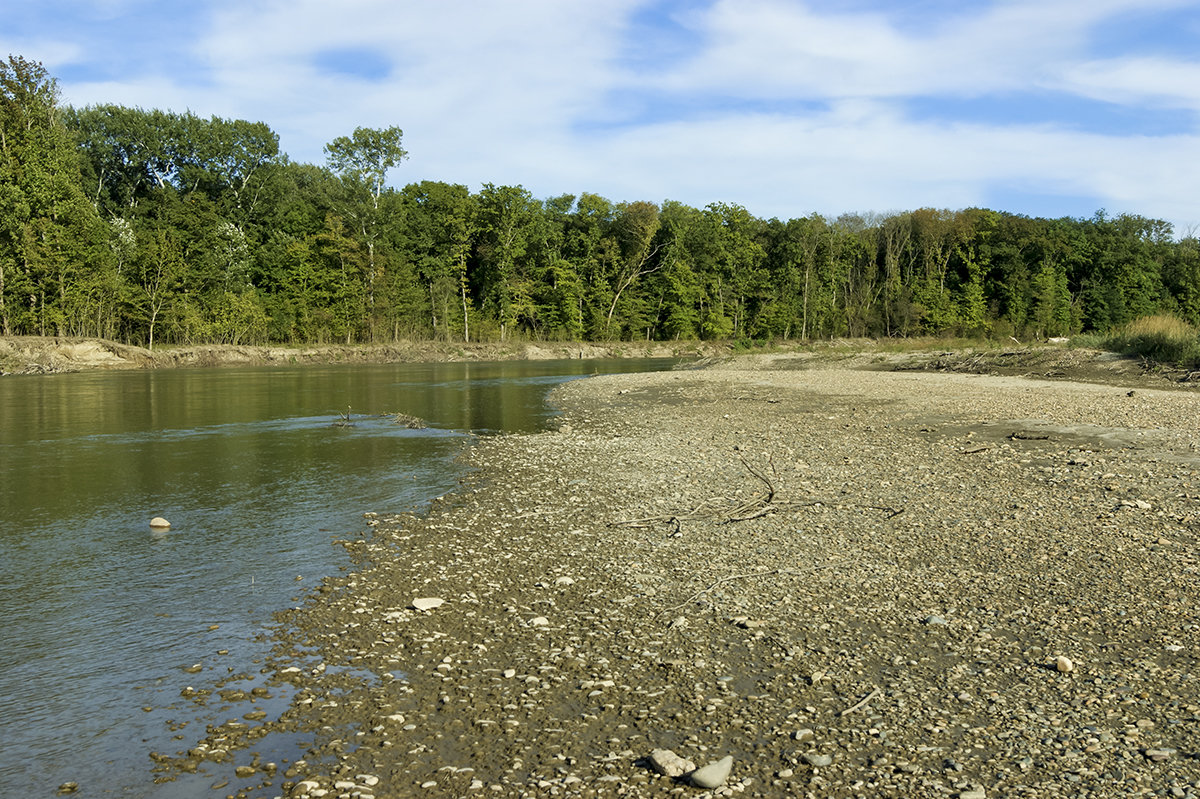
[156,356,1200,798]
[0,336,718,375]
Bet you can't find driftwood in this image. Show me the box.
[610,453,903,531]
[839,686,881,717]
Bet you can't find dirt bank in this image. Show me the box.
[151,354,1200,798]
[0,336,719,375]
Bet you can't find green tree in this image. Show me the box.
[0,55,106,336]
[324,126,407,338]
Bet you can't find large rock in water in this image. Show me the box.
[149,517,171,529]
[690,756,733,788]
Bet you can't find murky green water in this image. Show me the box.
[0,358,675,797]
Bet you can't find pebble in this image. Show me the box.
[411,597,445,612]
[648,748,696,778]
[690,756,733,788]
[164,359,1200,799]
[529,616,550,626]
[1055,655,1074,673]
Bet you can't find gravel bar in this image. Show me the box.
[164,355,1200,798]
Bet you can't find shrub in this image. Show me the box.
[1105,315,1200,366]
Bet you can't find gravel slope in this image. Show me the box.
[163,357,1200,798]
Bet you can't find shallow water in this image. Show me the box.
[0,358,675,797]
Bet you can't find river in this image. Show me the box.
[0,358,676,797]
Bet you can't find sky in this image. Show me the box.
[6,0,1200,233]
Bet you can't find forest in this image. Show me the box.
[3,54,1200,349]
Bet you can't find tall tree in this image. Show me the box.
[0,55,105,336]
[324,126,407,338]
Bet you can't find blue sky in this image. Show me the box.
[6,0,1200,233]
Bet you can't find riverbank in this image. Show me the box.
[154,353,1200,798]
[0,336,720,375]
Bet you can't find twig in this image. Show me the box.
[738,453,775,504]
[657,562,842,620]
[838,687,880,717]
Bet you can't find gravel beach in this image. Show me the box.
[163,354,1200,798]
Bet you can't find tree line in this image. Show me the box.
[4,54,1199,349]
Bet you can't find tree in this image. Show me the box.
[0,55,105,336]
[604,201,663,337]
[324,126,407,338]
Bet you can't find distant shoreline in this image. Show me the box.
[0,335,721,376]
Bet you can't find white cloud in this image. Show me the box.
[13,0,1200,231]
[1059,57,1200,109]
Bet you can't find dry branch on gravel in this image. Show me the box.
[609,453,904,531]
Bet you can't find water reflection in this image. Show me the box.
[0,358,673,796]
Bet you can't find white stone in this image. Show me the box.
[1055,655,1074,673]
[411,598,445,612]
[554,576,575,586]
[530,616,550,626]
[149,516,171,529]
[648,748,696,778]
[690,756,733,788]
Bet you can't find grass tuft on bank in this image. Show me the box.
[1102,315,1200,368]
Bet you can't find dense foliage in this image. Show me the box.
[4,55,1200,348]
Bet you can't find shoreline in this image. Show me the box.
[0,335,720,376]
[157,356,1200,797]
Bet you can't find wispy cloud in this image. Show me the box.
[5,0,1200,230]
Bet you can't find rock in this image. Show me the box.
[922,615,948,626]
[791,728,814,741]
[1055,655,1074,673]
[802,752,833,768]
[554,576,575,586]
[1145,747,1177,761]
[234,765,256,778]
[777,768,794,778]
[958,789,987,799]
[411,597,445,612]
[56,784,78,795]
[690,756,733,788]
[503,669,517,678]
[529,616,550,626]
[149,516,171,529]
[649,748,696,778]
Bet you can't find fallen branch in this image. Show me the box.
[612,454,905,530]
[839,686,881,717]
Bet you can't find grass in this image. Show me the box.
[1103,314,1200,368]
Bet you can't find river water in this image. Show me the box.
[0,358,675,797]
